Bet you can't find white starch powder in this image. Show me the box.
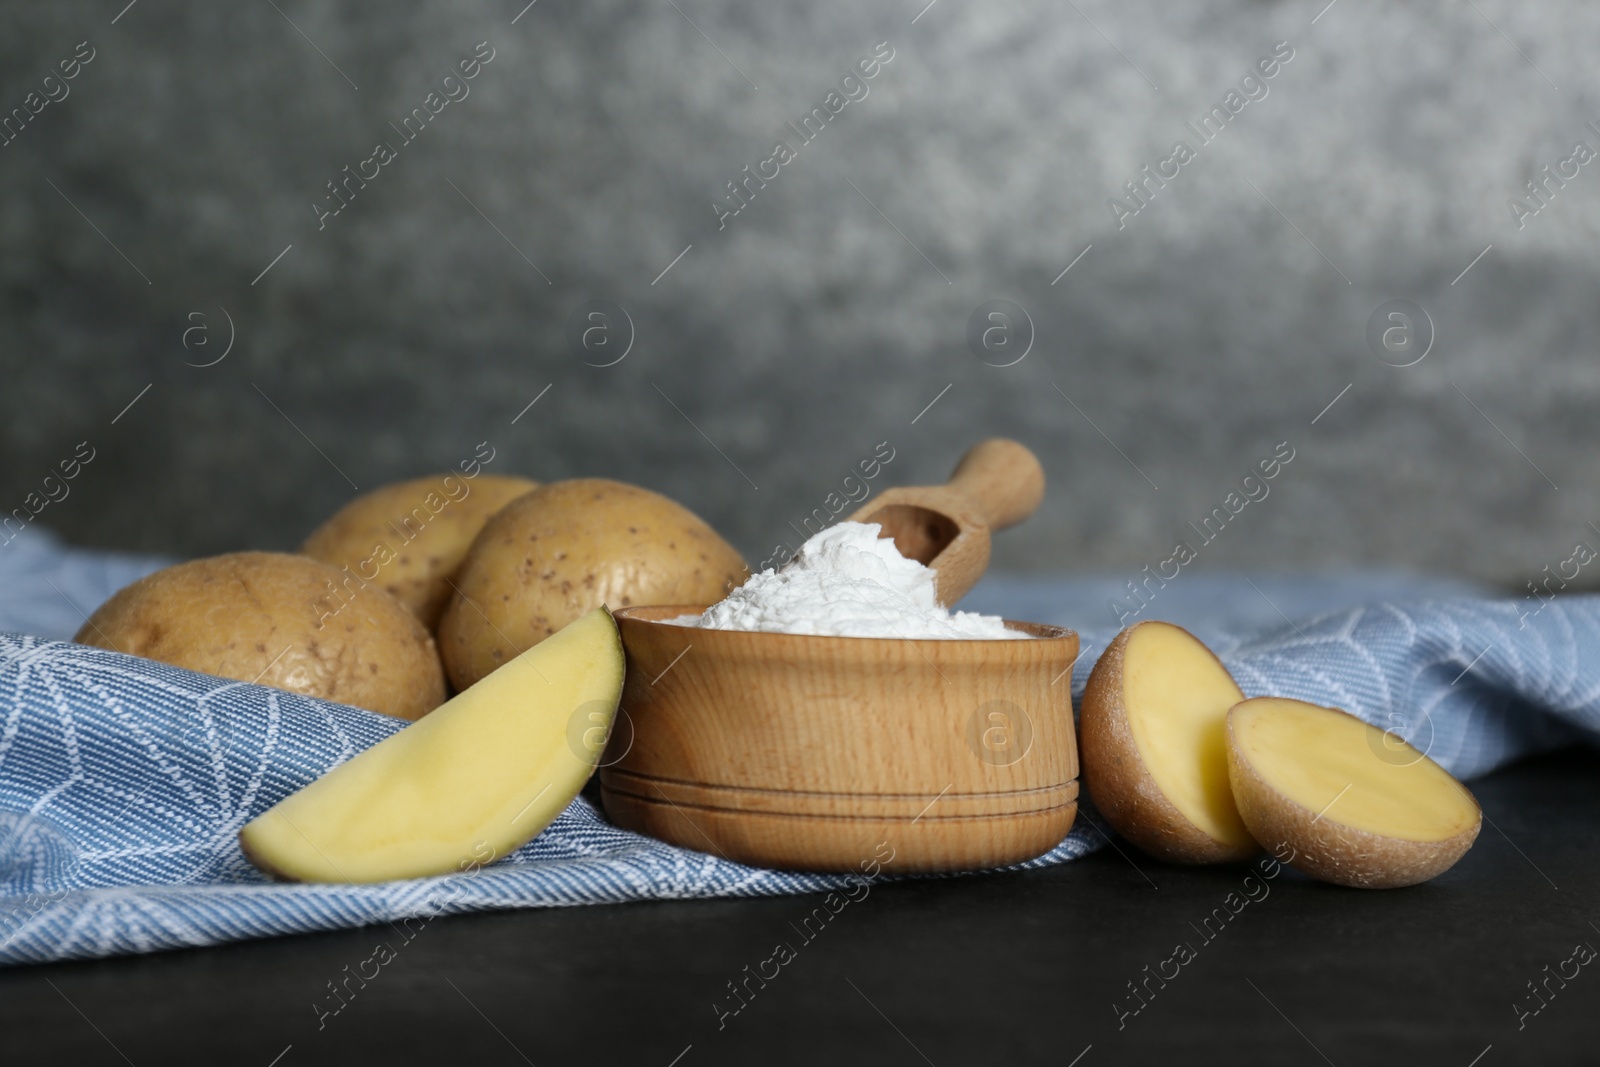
[674,521,1027,640]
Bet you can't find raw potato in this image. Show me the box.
[1226,698,1481,889]
[1079,621,1257,864]
[74,552,446,721]
[301,473,540,628]
[439,478,748,690]
[240,608,624,883]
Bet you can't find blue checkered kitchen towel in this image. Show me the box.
[0,530,1587,965]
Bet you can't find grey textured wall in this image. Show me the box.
[1,1,1594,587]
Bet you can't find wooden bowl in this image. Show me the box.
[598,606,1080,874]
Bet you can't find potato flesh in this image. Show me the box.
[1231,698,1477,842]
[1123,623,1254,850]
[239,608,623,883]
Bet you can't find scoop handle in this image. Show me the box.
[945,439,1045,531]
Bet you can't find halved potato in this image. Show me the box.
[1226,698,1481,888]
[1079,621,1257,863]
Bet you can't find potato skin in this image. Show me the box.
[1079,623,1257,865]
[1225,705,1482,889]
[74,552,446,720]
[438,479,748,690]
[302,474,540,629]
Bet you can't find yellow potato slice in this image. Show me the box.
[1080,621,1257,863]
[239,607,623,883]
[1226,698,1481,888]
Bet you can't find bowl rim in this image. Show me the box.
[610,604,1077,644]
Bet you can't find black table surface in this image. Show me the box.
[3,747,1596,1066]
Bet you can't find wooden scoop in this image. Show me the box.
[847,438,1045,606]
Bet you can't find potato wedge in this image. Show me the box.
[240,608,623,883]
[1226,697,1481,888]
[1079,621,1257,863]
